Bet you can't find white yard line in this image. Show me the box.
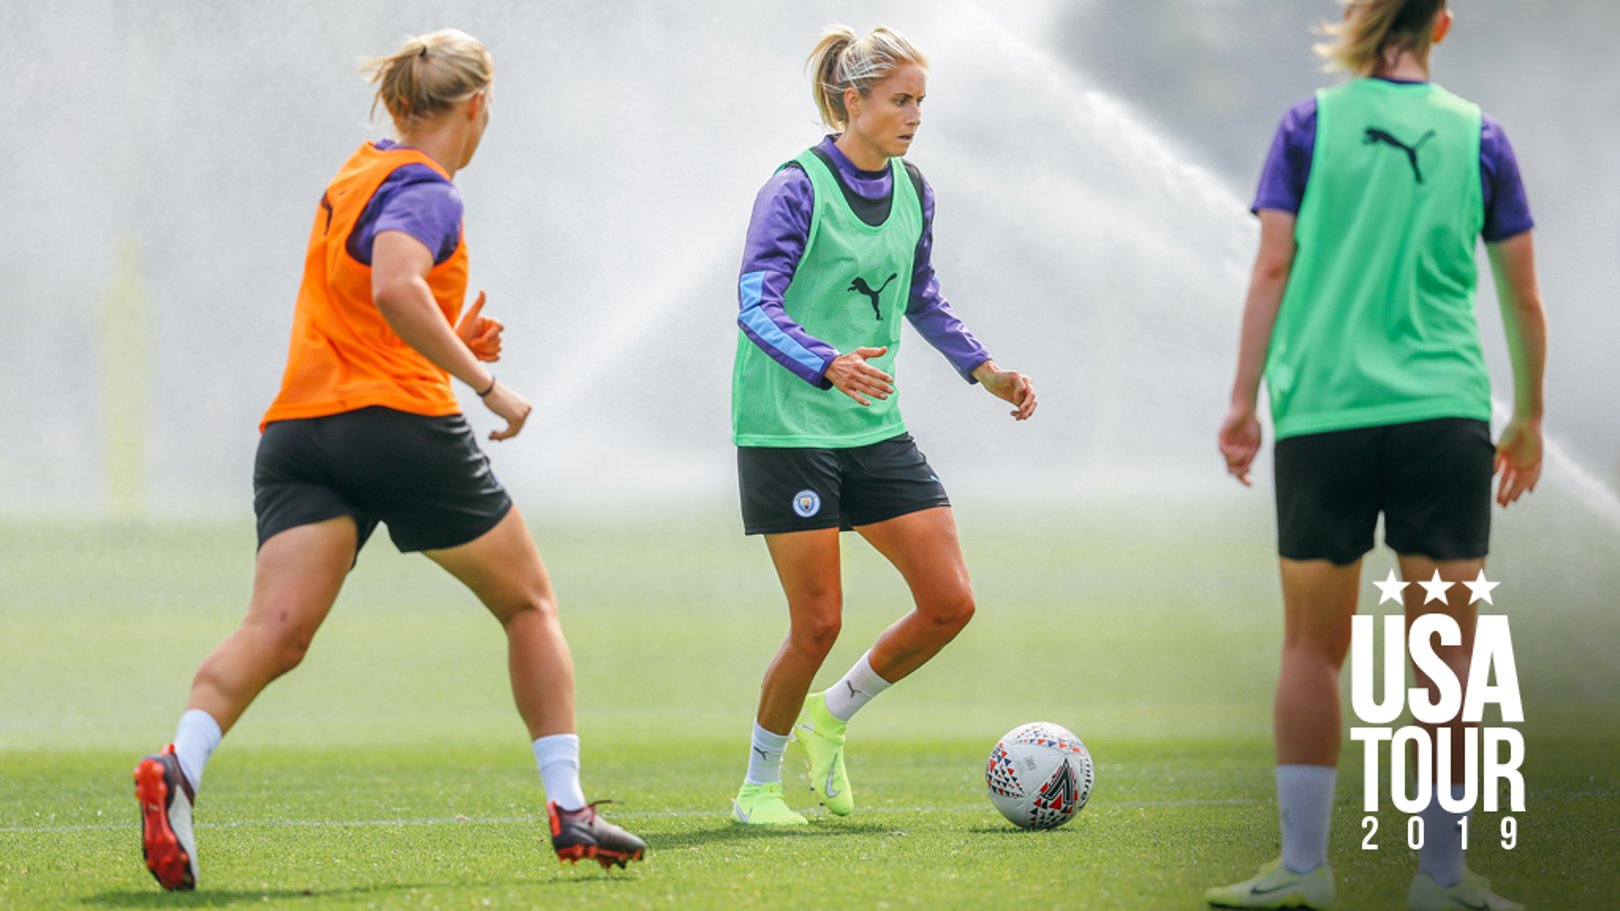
[3,797,1267,834]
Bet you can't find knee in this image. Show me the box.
[490,586,559,628]
[925,590,975,634]
[248,615,318,675]
[789,603,842,659]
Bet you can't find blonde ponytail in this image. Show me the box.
[1315,0,1446,76]
[805,24,928,131]
[361,29,493,132]
[1316,0,1446,75]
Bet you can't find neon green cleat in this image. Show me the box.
[1206,858,1335,909]
[732,782,807,826]
[795,692,853,816]
[1407,869,1522,911]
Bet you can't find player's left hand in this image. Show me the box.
[1494,416,1543,506]
[973,361,1036,420]
[456,290,505,362]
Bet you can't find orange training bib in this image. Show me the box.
[261,142,469,429]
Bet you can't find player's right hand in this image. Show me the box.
[825,346,893,407]
[1218,401,1262,487]
[482,381,533,441]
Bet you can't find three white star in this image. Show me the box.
[1374,569,1500,605]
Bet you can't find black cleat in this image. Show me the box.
[548,800,646,869]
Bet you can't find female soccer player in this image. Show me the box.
[1208,3,1544,909]
[729,24,1037,825]
[131,30,644,890]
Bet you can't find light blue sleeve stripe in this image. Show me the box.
[738,270,827,377]
[738,270,766,311]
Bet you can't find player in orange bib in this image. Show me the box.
[131,30,644,891]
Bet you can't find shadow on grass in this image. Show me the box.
[81,883,436,908]
[546,869,650,886]
[964,824,1085,836]
[653,819,898,850]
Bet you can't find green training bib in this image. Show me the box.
[732,149,922,447]
[1265,79,1490,440]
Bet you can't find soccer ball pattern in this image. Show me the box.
[986,722,1094,830]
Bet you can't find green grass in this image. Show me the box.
[2,504,1617,909]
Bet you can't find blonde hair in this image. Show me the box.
[360,29,493,132]
[1315,0,1446,76]
[806,24,928,131]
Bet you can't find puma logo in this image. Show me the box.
[845,681,863,699]
[1363,127,1436,183]
[753,746,772,762]
[847,273,898,320]
[319,191,335,234]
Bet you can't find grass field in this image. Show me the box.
[3,501,1617,909]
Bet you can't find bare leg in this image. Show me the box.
[425,507,574,739]
[755,528,843,735]
[1396,555,1484,790]
[429,508,646,855]
[141,518,354,891]
[1274,557,1362,765]
[1398,554,1486,888]
[854,507,976,684]
[186,517,356,733]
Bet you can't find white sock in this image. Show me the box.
[1277,764,1336,874]
[745,722,790,786]
[532,733,586,811]
[822,651,893,722]
[1419,784,1467,887]
[172,709,222,792]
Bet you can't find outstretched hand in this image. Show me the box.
[972,361,1037,420]
[1218,401,1262,487]
[825,346,894,407]
[1494,416,1543,506]
[456,290,504,362]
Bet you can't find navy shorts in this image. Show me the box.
[254,406,512,554]
[737,432,950,535]
[1273,417,1493,565]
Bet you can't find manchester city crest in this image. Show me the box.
[792,489,821,518]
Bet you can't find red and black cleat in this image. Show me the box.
[133,745,198,891]
[548,800,646,870]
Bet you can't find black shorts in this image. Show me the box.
[737,432,950,535]
[1274,417,1493,565]
[254,406,513,554]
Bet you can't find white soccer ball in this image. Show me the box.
[985,721,1095,830]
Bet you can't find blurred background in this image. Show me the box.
[2,0,1614,519]
[2,0,1617,712]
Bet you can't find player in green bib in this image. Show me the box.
[728,24,1037,826]
[1210,3,1546,910]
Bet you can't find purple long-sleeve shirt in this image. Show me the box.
[1251,80,1534,242]
[737,136,991,388]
